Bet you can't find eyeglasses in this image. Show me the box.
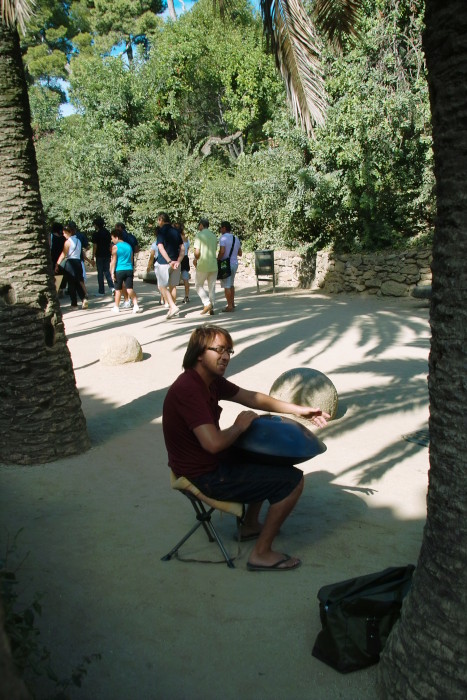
[206,346,235,356]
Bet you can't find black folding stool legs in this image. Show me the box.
[161,491,242,568]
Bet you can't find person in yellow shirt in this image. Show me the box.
[193,218,218,315]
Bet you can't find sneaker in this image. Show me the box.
[95,292,105,297]
[111,306,120,314]
[132,305,143,314]
[166,306,180,319]
[122,300,132,309]
[183,296,190,303]
[82,298,89,309]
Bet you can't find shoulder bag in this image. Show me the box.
[217,236,236,280]
[312,564,415,673]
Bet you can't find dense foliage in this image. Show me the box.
[30,0,434,252]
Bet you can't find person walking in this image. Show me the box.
[147,213,184,319]
[194,218,218,315]
[55,225,89,310]
[91,216,114,296]
[50,222,66,297]
[174,221,191,303]
[67,220,90,298]
[114,222,139,308]
[217,221,242,312]
[110,228,142,315]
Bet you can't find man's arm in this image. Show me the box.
[193,410,258,454]
[232,388,329,428]
[157,242,172,264]
[217,245,225,261]
[146,248,155,272]
[172,242,184,270]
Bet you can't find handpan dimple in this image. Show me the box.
[233,414,327,465]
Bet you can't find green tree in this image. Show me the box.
[0,0,90,464]
[89,0,165,60]
[302,0,434,251]
[142,0,284,145]
[36,115,136,232]
[21,0,166,133]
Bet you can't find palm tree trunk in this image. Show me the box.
[378,1,467,697]
[0,21,90,464]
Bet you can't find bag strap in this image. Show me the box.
[227,236,236,259]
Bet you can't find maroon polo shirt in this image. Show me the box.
[162,368,239,478]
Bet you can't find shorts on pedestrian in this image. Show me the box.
[189,458,303,505]
[114,269,134,291]
[155,262,181,288]
[219,262,238,289]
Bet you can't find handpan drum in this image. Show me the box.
[232,414,327,466]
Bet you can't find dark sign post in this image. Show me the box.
[255,249,275,292]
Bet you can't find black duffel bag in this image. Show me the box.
[312,564,415,673]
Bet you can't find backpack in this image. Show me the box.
[312,564,415,673]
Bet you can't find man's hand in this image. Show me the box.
[234,410,259,433]
[297,407,330,428]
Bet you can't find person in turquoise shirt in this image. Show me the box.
[110,229,143,315]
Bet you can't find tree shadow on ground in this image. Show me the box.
[72,286,430,487]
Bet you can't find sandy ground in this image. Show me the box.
[0,274,431,699]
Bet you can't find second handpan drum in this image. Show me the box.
[233,414,327,466]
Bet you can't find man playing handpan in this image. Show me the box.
[163,325,329,571]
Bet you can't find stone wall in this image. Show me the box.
[236,247,432,296]
[136,246,432,297]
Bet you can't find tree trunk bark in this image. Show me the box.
[378,1,467,697]
[0,22,90,464]
[167,0,177,21]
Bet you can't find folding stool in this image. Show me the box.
[161,471,245,569]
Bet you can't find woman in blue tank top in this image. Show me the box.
[110,228,143,315]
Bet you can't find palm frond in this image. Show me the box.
[312,0,363,50]
[1,0,34,34]
[261,0,327,136]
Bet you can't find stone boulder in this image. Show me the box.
[380,280,408,297]
[412,282,432,299]
[138,271,158,284]
[270,368,338,421]
[100,334,143,366]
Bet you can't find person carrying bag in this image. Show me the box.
[217,237,235,280]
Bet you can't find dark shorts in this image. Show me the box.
[115,269,134,291]
[189,459,303,505]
